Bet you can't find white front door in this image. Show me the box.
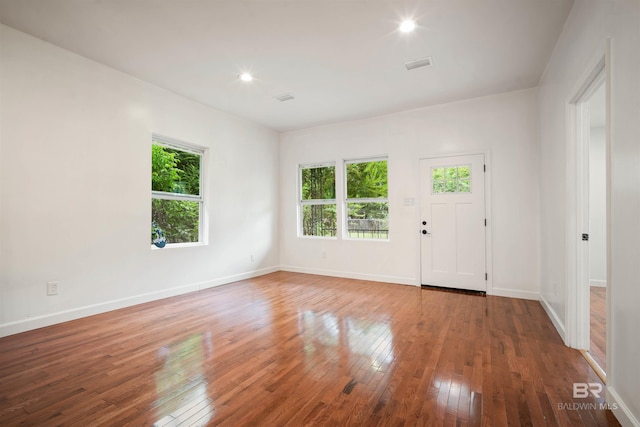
[419,154,486,291]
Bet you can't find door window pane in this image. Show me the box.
[432,164,471,194]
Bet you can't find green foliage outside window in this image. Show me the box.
[302,204,337,237]
[151,142,202,245]
[346,160,389,239]
[299,159,389,239]
[151,199,200,244]
[432,165,470,194]
[152,144,200,195]
[301,166,336,237]
[346,160,388,199]
[301,166,335,200]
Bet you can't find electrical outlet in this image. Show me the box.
[321,251,327,259]
[47,281,59,296]
[250,254,254,262]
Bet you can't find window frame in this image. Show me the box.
[343,157,389,241]
[151,134,207,249]
[298,162,337,239]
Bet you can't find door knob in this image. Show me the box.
[421,221,430,235]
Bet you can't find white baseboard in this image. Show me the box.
[590,279,607,287]
[198,266,280,290]
[607,387,640,427]
[0,266,279,338]
[539,294,566,343]
[279,265,418,286]
[490,287,539,300]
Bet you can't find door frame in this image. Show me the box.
[418,151,493,294]
[565,39,611,370]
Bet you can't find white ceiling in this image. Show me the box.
[0,0,574,131]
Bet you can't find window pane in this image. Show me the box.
[432,167,444,181]
[152,143,201,196]
[302,204,336,237]
[152,199,200,244]
[346,160,388,199]
[433,181,445,193]
[432,164,471,195]
[301,166,335,200]
[445,180,457,192]
[346,202,389,239]
[458,179,471,192]
[445,167,457,180]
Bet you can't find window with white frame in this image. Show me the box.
[151,135,205,247]
[345,158,389,240]
[299,164,336,237]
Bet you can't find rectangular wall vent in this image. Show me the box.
[404,56,433,71]
[275,93,295,102]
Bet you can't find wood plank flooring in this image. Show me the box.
[590,286,607,372]
[0,272,620,426]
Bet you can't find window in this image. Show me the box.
[345,159,388,239]
[432,165,471,194]
[299,164,336,237]
[151,136,205,247]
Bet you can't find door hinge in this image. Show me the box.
[485,273,488,281]
[484,218,487,226]
[582,233,589,241]
[484,164,486,172]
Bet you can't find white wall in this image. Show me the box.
[0,25,280,337]
[280,88,540,299]
[538,0,640,424]
[589,126,607,286]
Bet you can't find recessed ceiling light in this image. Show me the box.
[399,19,417,33]
[239,72,253,82]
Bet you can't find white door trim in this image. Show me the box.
[417,150,493,295]
[564,37,611,377]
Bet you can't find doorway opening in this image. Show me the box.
[586,83,607,375]
[567,48,610,382]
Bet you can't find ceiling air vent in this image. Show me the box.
[275,93,295,102]
[404,56,433,71]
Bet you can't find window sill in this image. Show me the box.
[298,235,337,240]
[343,237,390,242]
[151,242,207,250]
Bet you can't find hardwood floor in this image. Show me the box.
[590,286,607,372]
[0,272,619,426]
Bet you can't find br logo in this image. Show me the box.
[573,383,603,398]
